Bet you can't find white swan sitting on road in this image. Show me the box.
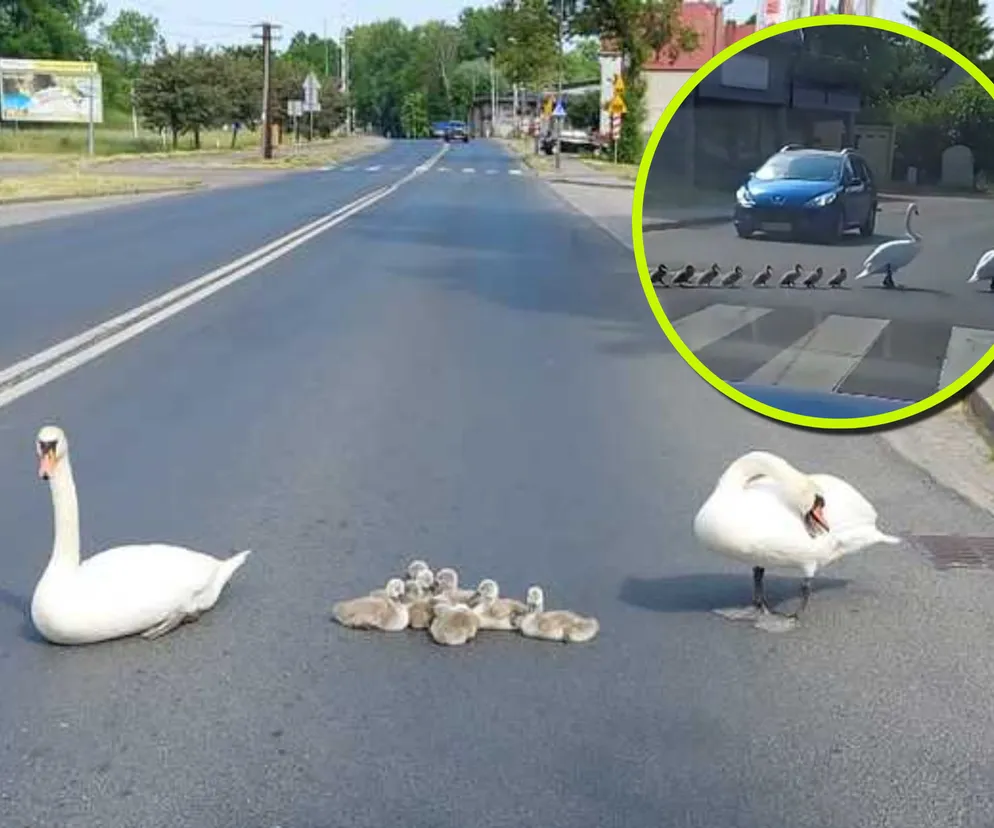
[30,425,251,645]
[693,450,899,633]
[854,201,921,289]
[968,249,994,291]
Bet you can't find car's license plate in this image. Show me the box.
[761,222,792,232]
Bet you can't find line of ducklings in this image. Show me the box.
[331,560,599,646]
[651,262,850,289]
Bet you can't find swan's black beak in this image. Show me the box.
[804,494,829,536]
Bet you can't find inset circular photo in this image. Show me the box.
[632,15,994,429]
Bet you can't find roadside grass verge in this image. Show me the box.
[0,170,202,204]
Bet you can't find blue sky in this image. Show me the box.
[100,0,912,48]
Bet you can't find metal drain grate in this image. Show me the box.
[914,535,994,571]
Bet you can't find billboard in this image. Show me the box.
[0,58,103,124]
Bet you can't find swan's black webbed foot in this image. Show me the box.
[714,566,773,622]
[753,577,811,633]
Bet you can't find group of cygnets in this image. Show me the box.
[331,559,600,646]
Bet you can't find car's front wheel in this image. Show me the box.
[820,208,846,244]
[734,223,754,239]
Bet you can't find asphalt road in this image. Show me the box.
[2,139,994,828]
[643,199,994,402]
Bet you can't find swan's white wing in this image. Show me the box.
[856,239,920,277]
[694,480,834,571]
[968,249,994,282]
[72,544,221,620]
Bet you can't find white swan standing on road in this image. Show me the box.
[854,201,921,289]
[968,249,994,292]
[31,425,251,645]
[693,451,899,633]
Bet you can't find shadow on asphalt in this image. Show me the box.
[618,573,850,613]
[742,230,903,247]
[0,586,45,643]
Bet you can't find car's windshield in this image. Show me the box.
[754,154,842,182]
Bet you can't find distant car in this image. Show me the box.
[733,146,879,243]
[444,121,469,142]
[731,382,911,419]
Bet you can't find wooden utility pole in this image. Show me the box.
[252,21,281,159]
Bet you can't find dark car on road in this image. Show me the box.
[444,121,470,142]
[733,146,878,243]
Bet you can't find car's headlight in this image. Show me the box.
[806,190,838,207]
[736,187,754,206]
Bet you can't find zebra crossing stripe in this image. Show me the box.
[940,327,994,390]
[671,304,772,352]
[438,166,450,172]
[366,165,382,171]
[746,314,889,391]
[462,167,475,173]
[509,169,523,175]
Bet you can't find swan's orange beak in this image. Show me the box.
[38,450,56,480]
[805,495,829,535]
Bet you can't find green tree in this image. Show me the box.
[457,5,505,61]
[0,0,93,58]
[566,0,698,163]
[400,90,429,136]
[564,37,600,82]
[134,48,188,147]
[409,21,462,120]
[282,30,341,81]
[566,88,600,128]
[904,0,993,63]
[100,9,160,132]
[214,48,262,145]
[498,0,560,92]
[134,46,222,148]
[348,19,415,135]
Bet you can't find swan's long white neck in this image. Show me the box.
[904,205,922,242]
[45,455,81,574]
[717,451,810,501]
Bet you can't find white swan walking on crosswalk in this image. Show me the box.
[968,249,994,292]
[854,201,921,289]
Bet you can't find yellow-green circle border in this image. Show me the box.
[631,13,994,431]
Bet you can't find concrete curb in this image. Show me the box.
[966,378,994,445]
[537,174,635,191]
[642,214,731,231]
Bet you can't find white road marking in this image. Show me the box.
[747,314,889,390]
[508,169,523,175]
[365,165,382,171]
[462,167,475,173]
[437,166,450,172]
[940,326,994,390]
[671,304,772,352]
[0,145,450,410]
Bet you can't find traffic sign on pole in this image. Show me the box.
[302,72,321,112]
[552,98,566,118]
[612,73,625,95]
[608,95,627,116]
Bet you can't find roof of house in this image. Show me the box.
[601,2,756,72]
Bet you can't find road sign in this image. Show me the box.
[302,72,320,110]
[612,73,625,95]
[608,94,627,116]
[288,99,303,118]
[542,95,554,116]
[552,98,566,118]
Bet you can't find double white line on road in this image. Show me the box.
[0,144,449,412]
